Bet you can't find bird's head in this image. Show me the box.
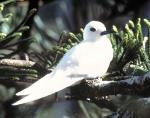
[83,21,109,41]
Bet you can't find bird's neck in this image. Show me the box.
[84,36,109,44]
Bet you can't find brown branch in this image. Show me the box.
[0,59,49,85]
[72,72,150,98]
[72,72,150,99]
[69,72,150,111]
[0,59,48,74]
[0,59,35,68]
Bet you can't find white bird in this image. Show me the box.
[12,21,113,105]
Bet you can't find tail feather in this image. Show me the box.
[12,77,83,106]
[16,73,53,96]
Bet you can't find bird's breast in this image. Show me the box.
[73,40,113,77]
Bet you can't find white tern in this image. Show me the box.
[12,21,113,105]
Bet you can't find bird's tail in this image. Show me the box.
[12,74,83,106]
[16,73,53,96]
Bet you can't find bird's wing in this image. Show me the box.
[15,42,82,96]
[12,76,83,105]
[16,73,53,96]
[12,42,86,105]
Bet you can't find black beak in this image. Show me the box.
[100,30,114,35]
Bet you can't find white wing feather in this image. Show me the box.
[16,73,53,96]
[12,76,83,105]
[12,43,84,105]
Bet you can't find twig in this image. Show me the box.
[0,59,49,76]
[0,59,35,68]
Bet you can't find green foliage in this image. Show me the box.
[0,0,38,78]
[0,0,30,59]
[109,18,150,75]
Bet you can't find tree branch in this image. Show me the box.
[69,72,150,110]
[0,59,35,68]
[0,58,48,73]
[72,72,150,98]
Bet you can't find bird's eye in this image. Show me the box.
[90,27,96,32]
